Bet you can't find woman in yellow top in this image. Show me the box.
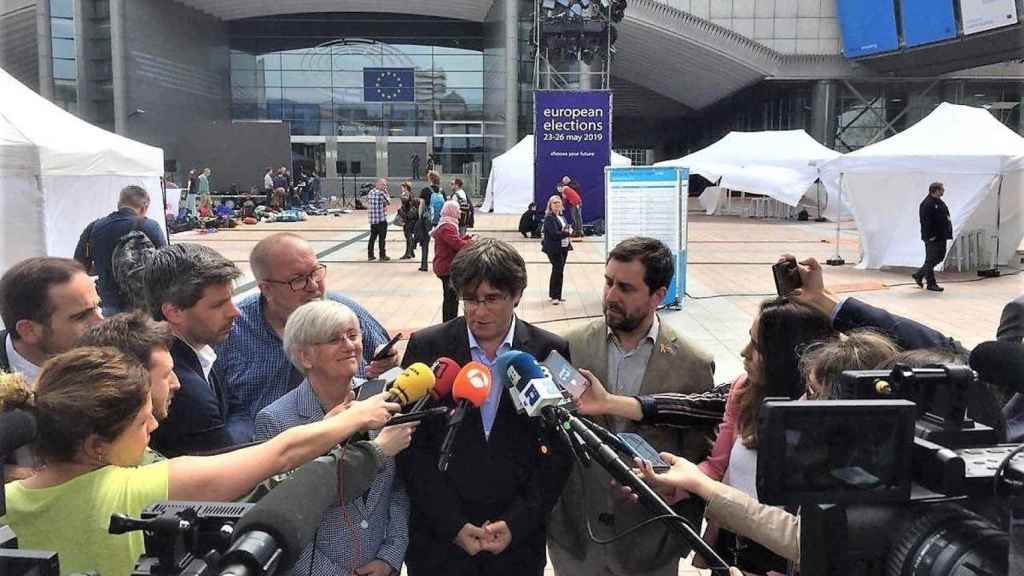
[0,346,399,576]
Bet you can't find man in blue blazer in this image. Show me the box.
[144,243,243,457]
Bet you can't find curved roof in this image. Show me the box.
[175,0,490,22]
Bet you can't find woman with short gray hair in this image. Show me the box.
[258,299,415,575]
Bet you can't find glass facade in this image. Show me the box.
[50,0,77,113]
[229,14,485,137]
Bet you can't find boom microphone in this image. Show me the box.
[219,443,380,575]
[387,362,436,406]
[0,409,36,456]
[969,340,1024,397]
[438,362,492,472]
[410,357,460,412]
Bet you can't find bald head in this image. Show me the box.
[250,233,311,281]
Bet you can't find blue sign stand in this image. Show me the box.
[604,166,688,308]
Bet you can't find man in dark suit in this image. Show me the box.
[913,181,953,292]
[144,243,242,457]
[399,238,572,576]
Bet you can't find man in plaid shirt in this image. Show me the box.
[368,178,391,261]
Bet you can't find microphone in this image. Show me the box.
[386,362,435,406]
[218,444,378,575]
[437,362,492,472]
[410,357,460,412]
[0,409,36,456]
[969,340,1024,397]
[494,350,565,418]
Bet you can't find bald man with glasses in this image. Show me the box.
[214,232,398,441]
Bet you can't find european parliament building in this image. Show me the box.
[2,0,1023,192]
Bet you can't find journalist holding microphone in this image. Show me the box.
[256,300,415,576]
[0,346,398,576]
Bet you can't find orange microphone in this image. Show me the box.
[438,362,492,472]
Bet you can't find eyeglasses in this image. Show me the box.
[461,294,509,309]
[263,264,327,292]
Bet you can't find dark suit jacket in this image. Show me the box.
[0,330,9,373]
[541,214,570,255]
[919,194,952,242]
[834,297,961,353]
[398,317,572,576]
[150,337,235,457]
[997,295,1024,343]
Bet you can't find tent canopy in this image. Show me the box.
[654,129,840,206]
[0,67,165,274]
[482,135,631,214]
[820,102,1024,269]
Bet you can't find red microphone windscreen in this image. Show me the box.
[452,361,492,407]
[431,357,460,400]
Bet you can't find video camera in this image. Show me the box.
[757,364,1023,575]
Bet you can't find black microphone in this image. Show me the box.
[0,409,36,456]
[969,340,1024,397]
[218,443,379,575]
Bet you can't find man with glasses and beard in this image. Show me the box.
[547,236,715,576]
[398,238,571,576]
[215,232,396,442]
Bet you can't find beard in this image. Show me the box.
[604,303,645,333]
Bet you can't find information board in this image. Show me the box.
[605,166,688,307]
[836,0,900,57]
[534,90,612,223]
[961,0,1019,35]
[901,0,957,47]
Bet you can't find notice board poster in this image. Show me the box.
[605,166,688,307]
[534,90,612,223]
[961,0,1019,35]
[836,0,900,57]
[901,0,957,47]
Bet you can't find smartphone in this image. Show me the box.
[372,332,403,362]
[542,349,590,399]
[384,406,448,427]
[355,378,388,401]
[772,261,802,296]
[617,432,670,473]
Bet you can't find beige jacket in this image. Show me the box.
[547,317,716,573]
[706,483,801,565]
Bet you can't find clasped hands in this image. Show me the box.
[453,520,512,556]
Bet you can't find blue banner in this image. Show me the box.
[363,68,415,102]
[836,0,899,57]
[534,90,612,223]
[902,0,957,47]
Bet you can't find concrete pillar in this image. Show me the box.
[810,80,837,148]
[74,0,92,121]
[109,0,128,135]
[504,0,519,150]
[36,0,53,99]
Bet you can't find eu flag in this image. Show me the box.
[363,68,415,102]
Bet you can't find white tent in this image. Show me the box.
[0,67,165,275]
[481,135,632,214]
[820,102,1024,269]
[654,129,841,207]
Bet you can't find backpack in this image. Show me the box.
[74,220,99,275]
[430,191,445,226]
[111,218,158,311]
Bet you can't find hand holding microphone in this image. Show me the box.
[344,392,401,430]
[372,421,419,457]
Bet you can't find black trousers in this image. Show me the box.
[546,248,568,300]
[418,230,431,270]
[368,221,388,258]
[439,275,459,322]
[917,239,947,286]
[403,221,418,257]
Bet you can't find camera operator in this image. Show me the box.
[0,347,398,576]
[617,331,904,573]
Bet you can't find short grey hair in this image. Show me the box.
[118,185,150,210]
[283,300,359,374]
[145,243,241,321]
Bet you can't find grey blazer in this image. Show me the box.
[256,380,410,574]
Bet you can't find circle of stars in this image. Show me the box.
[375,70,406,101]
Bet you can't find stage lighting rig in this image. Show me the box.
[534,0,624,88]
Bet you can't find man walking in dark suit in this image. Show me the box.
[913,181,953,292]
[399,238,572,576]
[144,243,243,457]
